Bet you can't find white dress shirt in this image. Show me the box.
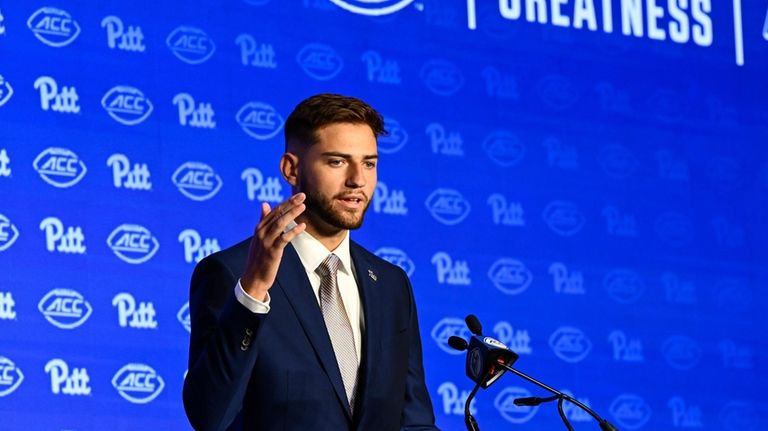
[235,229,364,363]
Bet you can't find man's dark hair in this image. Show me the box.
[284,93,387,150]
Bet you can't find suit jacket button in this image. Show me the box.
[246,328,253,336]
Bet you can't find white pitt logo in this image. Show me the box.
[44,359,91,396]
[0,356,24,397]
[241,168,284,204]
[34,76,80,114]
[487,194,525,226]
[361,50,401,84]
[27,7,80,47]
[166,26,216,64]
[431,252,470,285]
[236,34,277,69]
[0,291,16,320]
[112,293,157,329]
[328,0,415,15]
[488,258,532,295]
[177,302,191,333]
[33,147,87,188]
[426,123,463,156]
[548,262,585,295]
[0,214,20,252]
[0,8,5,35]
[107,154,152,190]
[172,161,223,201]
[107,224,160,264]
[373,182,407,215]
[38,288,93,329]
[112,363,165,404]
[236,101,284,140]
[0,74,13,107]
[178,229,221,264]
[379,117,408,154]
[667,397,703,428]
[173,93,216,128]
[101,16,146,52]
[608,330,644,362]
[0,148,9,177]
[437,382,477,416]
[425,188,471,225]
[493,321,532,355]
[39,216,86,254]
[102,85,153,125]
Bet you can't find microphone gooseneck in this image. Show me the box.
[454,314,621,431]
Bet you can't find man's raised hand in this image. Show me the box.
[241,193,306,300]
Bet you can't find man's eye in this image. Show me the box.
[364,161,377,169]
[329,159,344,166]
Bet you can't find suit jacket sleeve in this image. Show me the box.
[399,269,440,431]
[183,254,264,431]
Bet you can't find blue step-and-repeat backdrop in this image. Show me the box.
[1,0,767,430]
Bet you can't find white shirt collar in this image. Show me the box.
[290,226,352,276]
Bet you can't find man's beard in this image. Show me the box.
[299,176,370,231]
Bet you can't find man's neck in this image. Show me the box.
[298,216,347,251]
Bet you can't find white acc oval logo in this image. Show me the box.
[166,26,216,64]
[33,147,88,188]
[102,86,153,126]
[430,317,471,355]
[0,214,20,252]
[38,288,92,329]
[112,363,165,404]
[328,0,415,16]
[374,246,415,276]
[425,188,471,225]
[172,162,223,201]
[494,386,538,424]
[27,7,81,47]
[177,302,191,332]
[549,326,592,363]
[236,101,284,140]
[0,356,24,397]
[107,224,160,264]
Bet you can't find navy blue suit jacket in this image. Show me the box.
[183,238,438,431]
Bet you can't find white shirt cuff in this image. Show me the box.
[234,279,271,314]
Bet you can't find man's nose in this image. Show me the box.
[345,164,365,188]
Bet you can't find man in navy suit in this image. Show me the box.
[183,94,438,431]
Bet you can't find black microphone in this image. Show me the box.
[462,315,518,389]
[453,313,622,431]
[465,314,482,335]
[448,336,468,352]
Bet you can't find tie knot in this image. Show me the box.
[316,253,341,277]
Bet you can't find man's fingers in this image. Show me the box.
[260,202,272,219]
[259,193,305,226]
[278,222,306,245]
[268,202,306,237]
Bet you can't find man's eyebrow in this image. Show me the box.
[320,151,379,160]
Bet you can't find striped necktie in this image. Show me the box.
[316,253,359,410]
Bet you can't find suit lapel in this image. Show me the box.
[275,244,352,419]
[350,242,383,422]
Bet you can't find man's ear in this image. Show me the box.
[280,152,299,186]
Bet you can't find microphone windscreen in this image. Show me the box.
[448,336,468,351]
[465,314,482,335]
